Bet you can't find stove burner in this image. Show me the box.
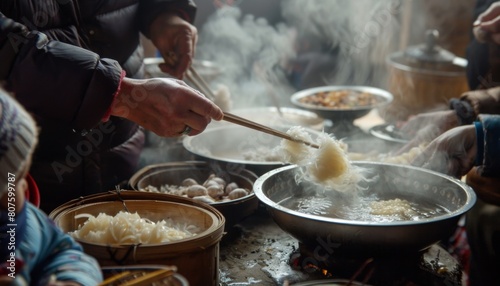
[290,243,463,286]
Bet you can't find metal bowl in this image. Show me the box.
[182,125,323,176]
[144,58,223,81]
[290,86,393,122]
[221,107,326,131]
[253,162,476,256]
[368,123,409,144]
[128,161,258,228]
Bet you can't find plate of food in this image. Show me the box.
[291,86,393,122]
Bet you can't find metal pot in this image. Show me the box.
[253,162,476,256]
[128,161,259,228]
[383,29,469,122]
[183,125,323,176]
[224,107,326,131]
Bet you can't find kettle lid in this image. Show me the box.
[404,29,456,64]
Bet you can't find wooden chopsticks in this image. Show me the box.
[223,112,320,149]
[186,64,319,149]
[99,269,176,286]
[121,269,175,286]
[186,66,216,101]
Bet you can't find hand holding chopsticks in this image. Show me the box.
[223,112,320,149]
[186,63,318,148]
[186,66,217,101]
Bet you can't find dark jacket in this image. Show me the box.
[466,0,500,90]
[0,0,196,212]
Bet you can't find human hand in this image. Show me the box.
[411,125,477,178]
[473,1,500,44]
[149,13,198,79]
[111,77,223,137]
[394,110,459,155]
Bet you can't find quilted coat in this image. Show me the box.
[0,0,196,211]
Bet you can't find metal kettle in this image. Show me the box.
[383,29,469,122]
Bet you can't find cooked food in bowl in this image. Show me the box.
[253,163,477,254]
[298,90,384,109]
[291,86,393,122]
[282,191,450,223]
[140,173,251,204]
[129,162,259,227]
[69,211,199,245]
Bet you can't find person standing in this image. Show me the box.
[0,1,223,212]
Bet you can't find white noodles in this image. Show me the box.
[280,126,368,193]
[69,211,199,245]
[213,84,233,111]
[370,198,417,220]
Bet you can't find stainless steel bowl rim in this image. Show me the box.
[387,52,466,77]
[134,161,258,205]
[183,134,286,165]
[183,125,323,165]
[231,106,323,120]
[254,162,477,227]
[290,85,394,112]
[368,123,409,144]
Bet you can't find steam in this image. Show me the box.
[197,6,296,109]
[282,0,402,86]
[196,1,403,109]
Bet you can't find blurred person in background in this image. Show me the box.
[399,2,500,285]
[410,113,500,286]
[0,1,223,213]
[397,0,500,151]
[0,89,102,285]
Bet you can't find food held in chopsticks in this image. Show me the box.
[69,211,199,245]
[187,66,233,111]
[213,84,232,111]
[279,126,367,192]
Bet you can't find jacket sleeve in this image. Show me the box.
[459,86,500,120]
[21,203,103,285]
[138,0,197,38]
[0,12,123,131]
[474,114,500,177]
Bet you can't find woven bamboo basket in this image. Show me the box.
[49,191,225,286]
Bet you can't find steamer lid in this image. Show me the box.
[404,29,456,64]
[387,29,467,74]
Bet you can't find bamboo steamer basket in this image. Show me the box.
[49,191,225,286]
[383,29,469,122]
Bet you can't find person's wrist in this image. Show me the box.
[110,77,143,119]
[102,70,126,121]
[449,98,476,125]
[474,121,484,166]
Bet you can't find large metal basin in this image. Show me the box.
[183,125,323,176]
[254,162,476,256]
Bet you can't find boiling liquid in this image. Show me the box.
[278,192,450,222]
